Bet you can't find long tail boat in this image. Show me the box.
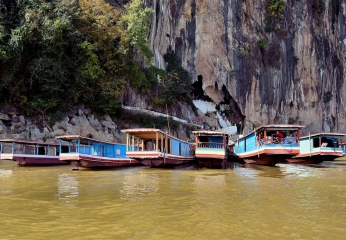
[0,139,67,166]
[55,135,140,168]
[234,124,305,166]
[121,128,195,167]
[192,130,229,168]
[288,132,346,164]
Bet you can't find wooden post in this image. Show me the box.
[165,135,168,154]
[126,133,129,151]
[161,134,163,152]
[309,132,311,157]
[156,132,158,151]
[319,137,321,147]
[131,135,134,152]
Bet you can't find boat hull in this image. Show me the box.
[127,151,195,167]
[195,148,226,168]
[288,151,343,164]
[60,153,139,169]
[237,146,300,166]
[197,158,224,168]
[1,153,68,166]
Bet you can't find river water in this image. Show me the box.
[1,159,346,240]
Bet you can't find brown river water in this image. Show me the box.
[1,159,346,240]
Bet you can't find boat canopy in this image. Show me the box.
[300,132,346,140]
[121,128,190,144]
[0,138,60,146]
[55,134,123,145]
[254,124,305,132]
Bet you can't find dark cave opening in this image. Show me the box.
[219,85,245,126]
[191,75,213,102]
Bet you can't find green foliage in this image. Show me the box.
[150,51,192,107]
[120,0,154,63]
[258,38,268,51]
[0,0,158,119]
[90,93,123,116]
[264,0,285,32]
[78,41,105,80]
[49,111,65,126]
[29,97,59,121]
[267,0,285,18]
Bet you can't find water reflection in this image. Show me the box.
[120,170,159,202]
[57,173,79,202]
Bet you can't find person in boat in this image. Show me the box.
[257,132,264,145]
[273,131,284,143]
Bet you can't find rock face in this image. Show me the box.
[146,0,346,135]
[0,107,124,143]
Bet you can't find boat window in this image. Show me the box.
[60,146,69,153]
[37,146,46,155]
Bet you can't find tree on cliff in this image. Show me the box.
[0,0,156,117]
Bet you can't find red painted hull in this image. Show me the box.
[139,157,195,167]
[126,151,195,167]
[198,158,224,168]
[60,153,140,169]
[70,159,140,168]
[14,156,68,166]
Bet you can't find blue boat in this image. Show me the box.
[56,135,140,168]
[288,132,346,164]
[121,128,195,167]
[234,124,305,166]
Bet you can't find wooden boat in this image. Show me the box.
[288,132,346,164]
[121,128,195,167]
[0,139,67,166]
[234,124,305,166]
[192,130,229,168]
[55,135,140,168]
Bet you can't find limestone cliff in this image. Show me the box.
[146,0,346,135]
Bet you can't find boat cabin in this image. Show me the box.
[56,135,127,158]
[235,124,304,154]
[0,139,60,157]
[121,128,194,157]
[299,133,346,155]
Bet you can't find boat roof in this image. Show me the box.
[300,132,346,140]
[121,128,191,144]
[235,124,305,141]
[0,138,59,146]
[254,124,305,132]
[192,130,229,136]
[55,134,123,145]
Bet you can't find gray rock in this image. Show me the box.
[19,115,26,125]
[0,112,10,121]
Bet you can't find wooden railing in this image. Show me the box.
[197,142,223,148]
